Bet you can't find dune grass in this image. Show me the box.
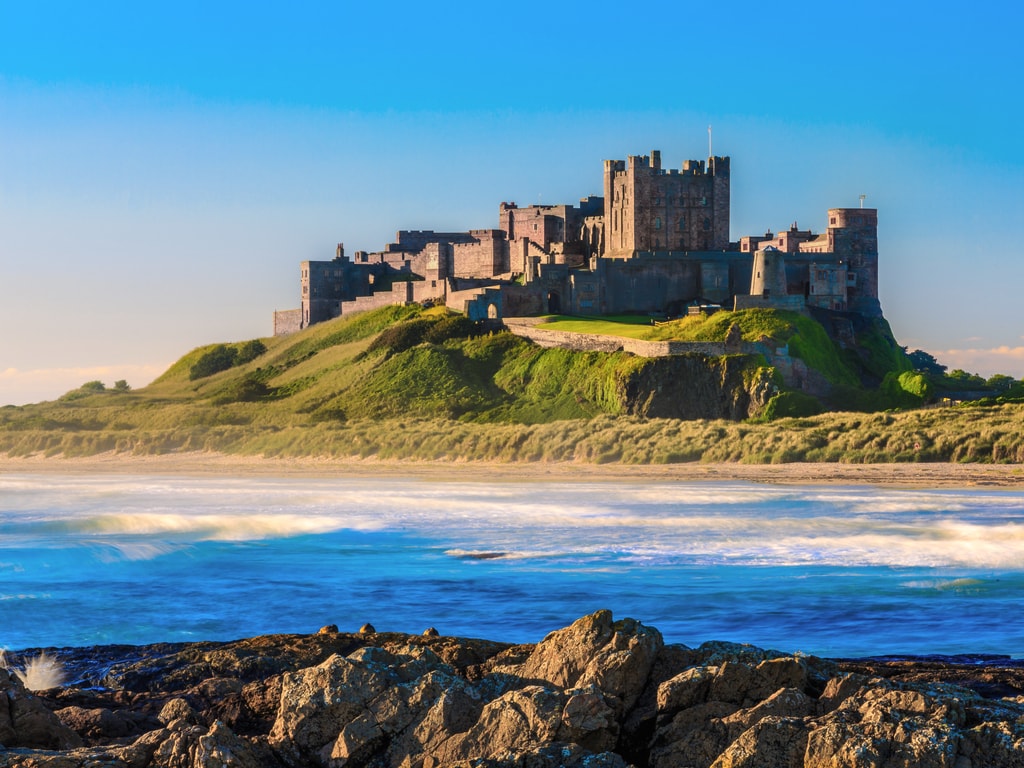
[2,305,1020,464]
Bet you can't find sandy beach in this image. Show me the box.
[1,451,1021,487]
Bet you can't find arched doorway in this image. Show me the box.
[547,291,561,314]
[487,303,498,320]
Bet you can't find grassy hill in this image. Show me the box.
[2,305,1022,463]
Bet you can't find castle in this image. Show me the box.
[272,149,880,334]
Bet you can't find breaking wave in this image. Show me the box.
[2,474,1023,569]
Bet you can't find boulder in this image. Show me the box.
[0,668,82,750]
[515,610,663,715]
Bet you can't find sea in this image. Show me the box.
[2,472,1023,659]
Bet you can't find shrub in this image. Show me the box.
[58,380,108,401]
[236,339,267,364]
[423,315,479,344]
[5,652,66,691]
[189,345,238,380]
[762,391,823,420]
[212,374,273,404]
[113,379,131,392]
[363,319,433,358]
[879,371,930,408]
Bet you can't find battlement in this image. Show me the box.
[279,145,883,336]
[828,208,878,228]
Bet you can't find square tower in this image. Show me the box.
[602,151,730,258]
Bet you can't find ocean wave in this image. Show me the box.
[3,477,1024,570]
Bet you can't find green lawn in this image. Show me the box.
[539,314,660,339]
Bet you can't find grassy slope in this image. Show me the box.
[2,306,1021,463]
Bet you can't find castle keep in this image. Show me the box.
[273,149,880,335]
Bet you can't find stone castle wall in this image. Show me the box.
[272,309,302,335]
[503,322,727,358]
[452,231,508,278]
[604,153,730,257]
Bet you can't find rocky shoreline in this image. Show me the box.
[3,612,1024,767]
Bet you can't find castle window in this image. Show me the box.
[702,217,711,231]
[678,217,685,229]
[654,217,662,230]
[830,217,837,225]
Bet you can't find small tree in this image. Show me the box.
[113,379,131,392]
[80,380,106,392]
[908,349,946,375]
[987,373,1017,393]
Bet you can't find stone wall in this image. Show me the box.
[340,282,413,315]
[452,230,508,278]
[272,309,302,336]
[603,152,731,258]
[503,323,727,358]
[733,294,807,312]
[392,230,476,252]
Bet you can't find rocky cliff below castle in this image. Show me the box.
[4,611,1024,767]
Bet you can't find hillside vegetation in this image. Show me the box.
[2,305,1022,463]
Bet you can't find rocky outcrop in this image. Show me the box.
[617,355,775,420]
[3,612,1024,767]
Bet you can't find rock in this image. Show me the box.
[710,716,809,768]
[516,610,663,716]
[269,652,394,766]
[318,625,338,635]
[358,624,375,635]
[423,627,440,637]
[436,685,566,761]
[152,719,263,768]
[0,668,83,750]
[8,615,1024,768]
[55,705,135,741]
[157,698,200,727]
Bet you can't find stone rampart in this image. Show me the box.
[340,282,413,315]
[273,309,302,336]
[503,324,726,358]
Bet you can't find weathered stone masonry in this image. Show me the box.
[274,147,881,333]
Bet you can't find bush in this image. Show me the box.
[761,391,823,420]
[236,339,267,364]
[189,345,238,380]
[58,380,107,401]
[879,371,930,408]
[423,315,479,344]
[363,319,433,358]
[212,374,272,404]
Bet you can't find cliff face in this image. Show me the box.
[4,611,1024,768]
[616,355,775,421]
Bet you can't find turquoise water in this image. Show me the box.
[2,473,1023,657]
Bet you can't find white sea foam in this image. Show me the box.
[5,474,1024,654]
[3,475,1024,570]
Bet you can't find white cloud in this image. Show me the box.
[0,364,168,407]
[936,347,1024,379]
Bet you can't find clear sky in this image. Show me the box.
[2,1,1022,405]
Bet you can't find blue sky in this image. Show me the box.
[2,1,1022,405]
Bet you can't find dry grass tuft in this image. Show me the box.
[1,651,66,691]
